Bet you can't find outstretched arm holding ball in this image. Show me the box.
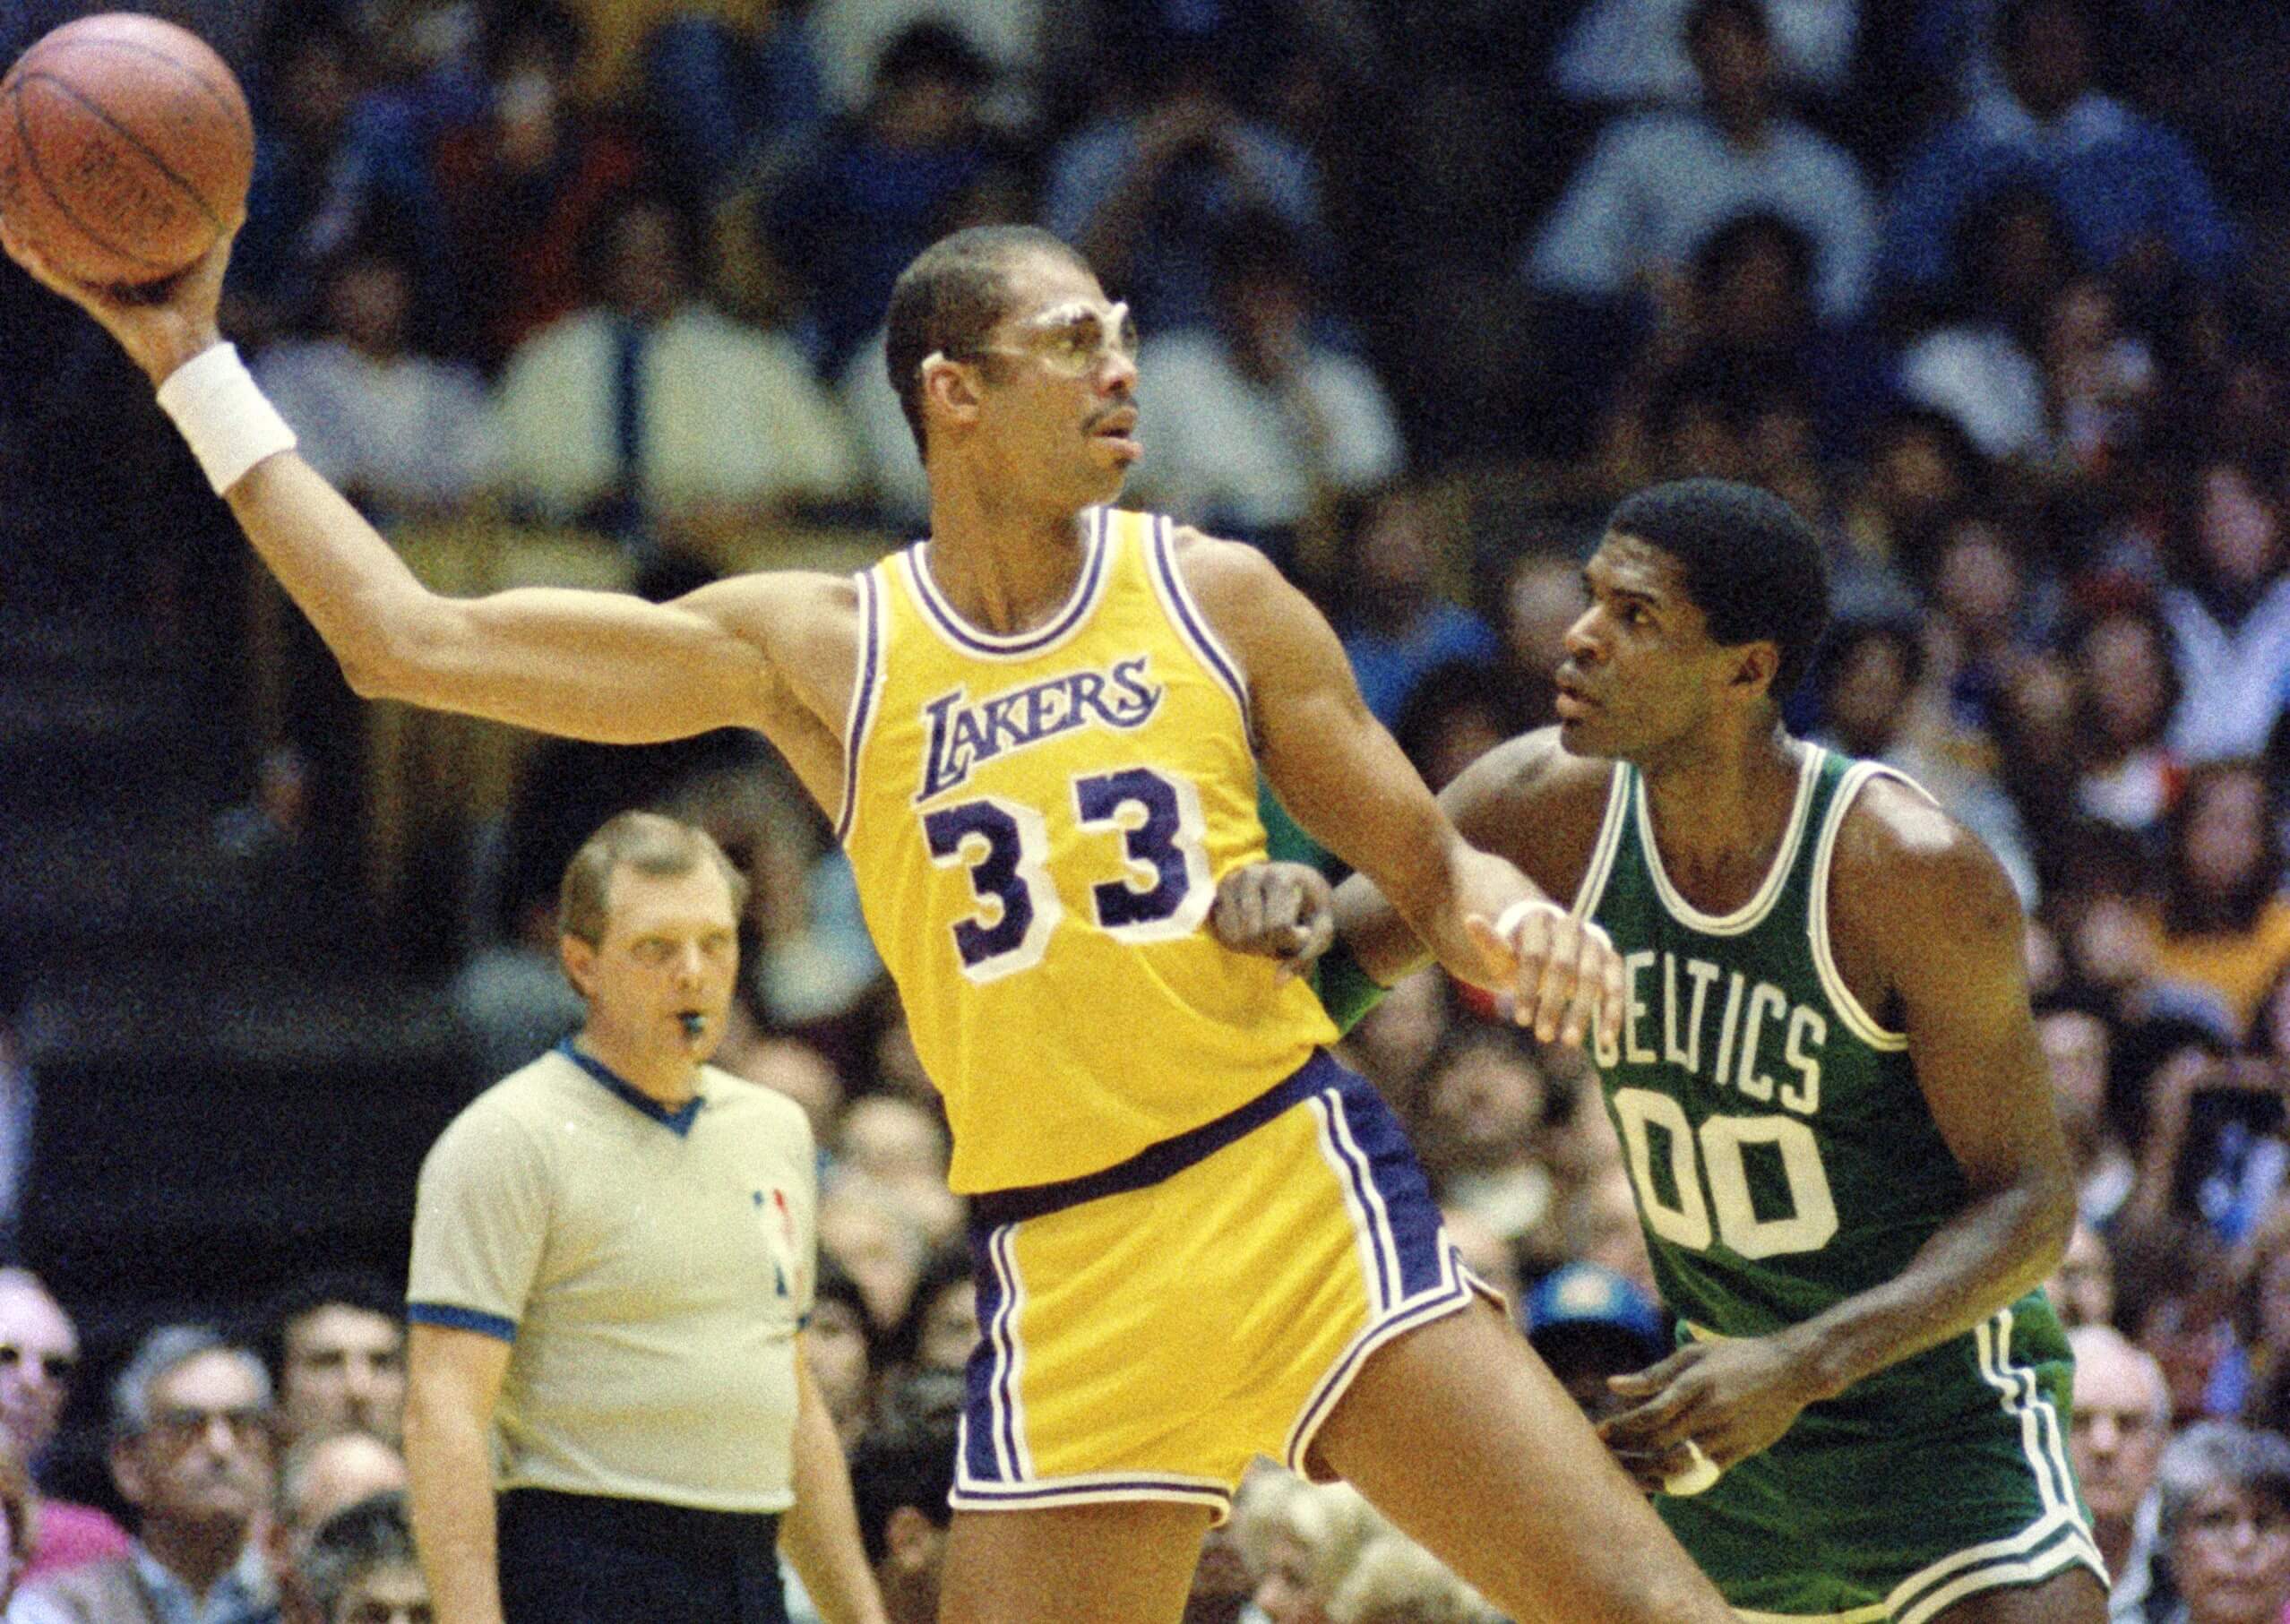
[0,209,873,816]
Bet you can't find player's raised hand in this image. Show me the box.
[1209,861,1335,982]
[1465,898,1624,1052]
[0,214,229,385]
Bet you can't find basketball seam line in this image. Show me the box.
[6,82,176,273]
[15,31,251,145]
[13,71,228,239]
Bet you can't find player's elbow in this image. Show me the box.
[338,603,466,702]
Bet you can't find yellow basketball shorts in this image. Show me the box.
[953,1050,1496,1518]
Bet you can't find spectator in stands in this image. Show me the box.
[1414,1029,1553,1252]
[254,235,498,528]
[1551,0,1858,107]
[1045,29,1334,335]
[880,1247,975,1384]
[1391,663,1528,797]
[402,812,882,1623]
[1527,0,1877,330]
[1601,212,1888,479]
[804,1260,880,1448]
[639,4,827,205]
[2146,762,2290,1035]
[816,1175,927,1338]
[1125,208,1403,571]
[2046,1221,2116,1327]
[837,162,1035,528]
[270,1431,411,1624]
[0,1433,30,1613]
[1522,1263,1667,1421]
[846,1370,960,1624]
[1897,185,2078,464]
[432,2,648,372]
[13,1326,280,1624]
[298,1491,429,1624]
[1812,614,2039,904]
[1837,408,1986,599]
[1325,1534,1496,1624]
[1334,488,1502,727]
[2162,459,2290,766]
[2036,1001,2135,1225]
[1882,0,2238,303]
[2154,1422,2290,1624]
[0,1270,128,1584]
[1498,552,1588,732]
[2067,1325,2171,1620]
[495,189,861,544]
[258,1275,407,1453]
[2067,602,2183,841]
[232,9,451,351]
[1233,1476,1387,1624]
[765,23,1000,380]
[834,1097,958,1248]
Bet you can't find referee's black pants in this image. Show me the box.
[497,1487,789,1624]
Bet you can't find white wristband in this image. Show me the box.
[154,342,297,496]
[1663,1438,1723,1497]
[1493,897,1563,941]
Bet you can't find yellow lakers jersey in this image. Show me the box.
[839,507,1337,1194]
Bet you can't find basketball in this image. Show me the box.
[0,13,253,287]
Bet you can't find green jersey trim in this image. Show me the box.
[1569,764,1632,919]
[1889,1509,2106,1624]
[1632,746,1824,935]
[1806,760,1923,1053]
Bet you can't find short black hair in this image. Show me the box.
[302,1491,419,1617]
[849,1369,962,1563]
[884,226,1094,459]
[873,21,993,95]
[252,1271,403,1386]
[1686,0,1770,51]
[1692,211,1813,302]
[2001,0,2087,57]
[1603,478,1829,697]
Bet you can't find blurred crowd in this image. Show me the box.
[15,0,2290,1617]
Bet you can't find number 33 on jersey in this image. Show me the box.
[839,508,1337,1196]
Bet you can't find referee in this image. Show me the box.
[403,812,885,1624]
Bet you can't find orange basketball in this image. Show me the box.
[0,13,253,286]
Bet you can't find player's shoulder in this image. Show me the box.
[1162,521,1284,596]
[1448,726,1615,821]
[1442,728,1620,901]
[1829,766,2021,944]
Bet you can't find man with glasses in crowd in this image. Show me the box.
[13,1325,280,1624]
[0,1268,128,1584]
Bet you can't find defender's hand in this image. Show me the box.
[1,215,230,385]
[1210,861,1334,982]
[1465,898,1623,1051]
[1597,1336,1822,1491]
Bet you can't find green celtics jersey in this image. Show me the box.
[1576,745,2072,1429]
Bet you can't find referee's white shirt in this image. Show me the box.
[409,1045,817,1511]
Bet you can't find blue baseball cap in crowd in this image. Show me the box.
[1524,1263,1666,1363]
